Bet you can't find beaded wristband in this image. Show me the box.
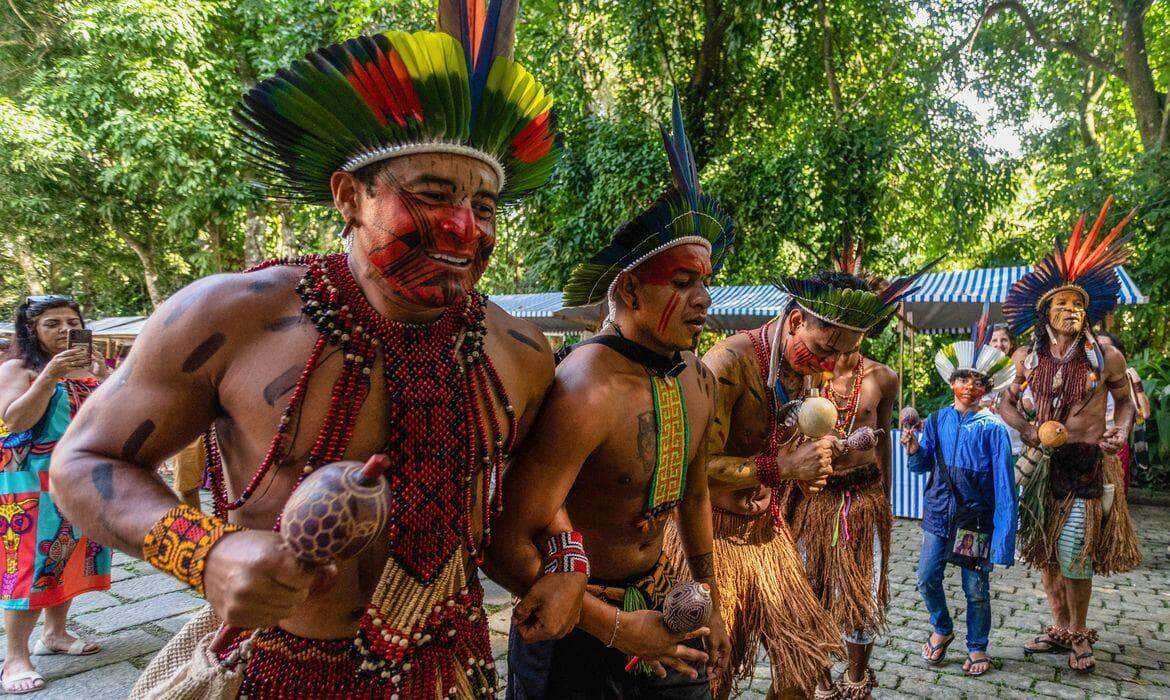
[754,453,781,488]
[142,504,243,595]
[607,609,622,648]
[541,531,590,576]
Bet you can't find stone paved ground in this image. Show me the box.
[3,504,1167,698]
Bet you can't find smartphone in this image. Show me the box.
[67,328,93,351]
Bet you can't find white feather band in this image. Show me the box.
[340,142,507,191]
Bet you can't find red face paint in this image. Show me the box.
[365,190,495,308]
[951,378,987,407]
[787,336,827,376]
[633,244,712,285]
[657,292,680,334]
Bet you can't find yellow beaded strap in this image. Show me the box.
[644,375,689,520]
[142,504,243,595]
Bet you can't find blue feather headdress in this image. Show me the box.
[561,89,734,308]
[1003,197,1135,336]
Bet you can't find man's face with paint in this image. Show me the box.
[347,153,500,309]
[1047,289,1087,335]
[625,243,713,351]
[785,308,864,376]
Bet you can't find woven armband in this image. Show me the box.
[754,453,782,488]
[542,531,590,576]
[142,504,243,595]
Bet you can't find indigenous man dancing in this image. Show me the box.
[1000,198,1141,675]
[490,93,732,698]
[788,246,911,699]
[51,3,565,697]
[681,260,927,699]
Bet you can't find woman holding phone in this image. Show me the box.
[0,295,111,694]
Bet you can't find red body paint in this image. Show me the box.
[633,245,712,284]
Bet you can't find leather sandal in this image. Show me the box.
[963,654,992,676]
[1067,628,1098,675]
[1023,625,1070,655]
[921,632,955,665]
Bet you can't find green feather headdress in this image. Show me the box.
[234,0,558,203]
[775,256,940,334]
[562,90,734,308]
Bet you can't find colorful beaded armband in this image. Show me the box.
[754,453,781,488]
[542,531,590,576]
[142,504,243,595]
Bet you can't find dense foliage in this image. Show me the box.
[1,1,1167,458]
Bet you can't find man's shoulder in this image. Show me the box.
[150,266,304,334]
[485,301,553,357]
[861,357,897,385]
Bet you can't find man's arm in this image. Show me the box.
[989,425,1017,566]
[874,366,897,495]
[700,341,753,486]
[484,361,610,595]
[1100,344,1135,453]
[50,272,318,629]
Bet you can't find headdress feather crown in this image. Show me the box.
[234,0,558,203]
[561,89,734,308]
[934,303,1016,393]
[779,247,940,334]
[1003,197,1135,336]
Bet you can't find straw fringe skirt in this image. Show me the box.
[1021,453,1141,577]
[789,476,891,637]
[665,511,841,696]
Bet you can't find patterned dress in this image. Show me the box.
[0,378,111,610]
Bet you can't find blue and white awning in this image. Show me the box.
[490,264,1146,334]
[902,265,1145,334]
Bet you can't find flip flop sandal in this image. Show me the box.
[964,655,992,677]
[1068,651,1096,675]
[32,638,100,656]
[1023,627,1069,655]
[921,633,955,666]
[1,668,46,695]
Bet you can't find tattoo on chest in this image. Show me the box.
[637,410,657,474]
[120,419,156,461]
[181,333,227,373]
[507,329,542,353]
[263,364,303,406]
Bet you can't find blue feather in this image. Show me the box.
[469,0,507,129]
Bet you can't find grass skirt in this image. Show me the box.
[1020,452,1141,577]
[665,511,841,696]
[789,473,891,637]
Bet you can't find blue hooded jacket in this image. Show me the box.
[907,406,1017,566]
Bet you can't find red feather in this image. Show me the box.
[511,110,554,163]
[1071,196,1112,278]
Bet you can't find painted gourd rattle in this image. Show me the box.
[213,454,392,658]
[624,582,713,672]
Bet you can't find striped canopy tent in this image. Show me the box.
[491,292,580,332]
[902,265,1146,334]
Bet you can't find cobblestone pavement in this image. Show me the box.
[2,504,1166,698]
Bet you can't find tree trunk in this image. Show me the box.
[1119,2,1164,151]
[816,0,844,120]
[117,232,163,308]
[684,0,732,169]
[6,239,45,294]
[205,219,224,273]
[244,203,267,268]
[276,202,296,258]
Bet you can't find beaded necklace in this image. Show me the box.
[829,356,865,436]
[207,253,514,697]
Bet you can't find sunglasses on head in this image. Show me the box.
[26,294,73,305]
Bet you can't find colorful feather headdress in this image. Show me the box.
[934,303,1016,393]
[779,253,940,334]
[561,90,734,308]
[1003,197,1135,336]
[233,0,558,203]
[828,231,912,337]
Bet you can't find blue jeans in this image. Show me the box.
[916,529,992,652]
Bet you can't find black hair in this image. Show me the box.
[949,368,991,391]
[1097,330,1126,357]
[5,297,85,371]
[783,270,871,323]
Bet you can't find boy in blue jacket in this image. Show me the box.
[900,317,1017,677]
